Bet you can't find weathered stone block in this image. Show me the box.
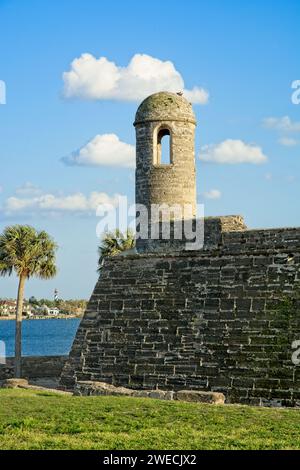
[132,390,175,400]
[176,390,225,404]
[74,381,133,397]
[2,378,29,388]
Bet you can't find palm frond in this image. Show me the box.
[97,228,135,272]
[0,224,57,280]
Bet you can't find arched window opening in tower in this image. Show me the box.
[156,128,172,165]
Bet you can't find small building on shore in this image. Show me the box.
[0,299,34,317]
[32,304,60,317]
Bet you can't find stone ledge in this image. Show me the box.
[176,390,225,404]
[73,381,174,400]
[2,378,29,388]
[74,381,225,404]
[1,378,71,395]
[74,381,133,397]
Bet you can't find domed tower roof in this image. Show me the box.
[134,91,196,126]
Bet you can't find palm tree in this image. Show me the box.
[97,229,135,272]
[0,225,57,378]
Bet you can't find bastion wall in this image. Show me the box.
[60,224,300,406]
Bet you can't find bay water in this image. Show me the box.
[0,318,80,357]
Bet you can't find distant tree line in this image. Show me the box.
[29,297,87,314]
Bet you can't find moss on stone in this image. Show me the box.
[134,91,196,124]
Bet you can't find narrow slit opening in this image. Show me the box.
[156,129,171,165]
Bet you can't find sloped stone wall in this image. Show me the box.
[60,227,300,406]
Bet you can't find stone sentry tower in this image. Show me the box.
[134,92,197,252]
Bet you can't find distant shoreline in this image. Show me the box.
[0,315,82,321]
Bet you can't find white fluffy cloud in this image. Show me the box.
[203,189,221,199]
[63,53,209,104]
[62,134,135,168]
[4,191,121,215]
[263,116,300,133]
[199,139,268,164]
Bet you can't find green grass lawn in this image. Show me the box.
[0,389,300,450]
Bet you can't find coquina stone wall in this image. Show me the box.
[0,356,67,381]
[60,226,300,407]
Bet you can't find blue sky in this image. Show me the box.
[0,0,299,299]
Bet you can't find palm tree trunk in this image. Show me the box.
[15,275,25,378]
